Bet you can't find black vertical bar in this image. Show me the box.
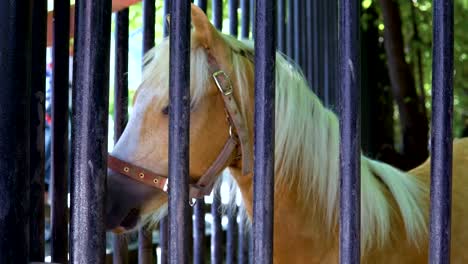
[192,4,206,259]
[329,0,338,108]
[237,214,248,264]
[51,0,71,262]
[160,2,170,263]
[211,190,223,264]
[241,0,250,39]
[429,0,454,263]
[339,0,361,263]
[140,1,156,263]
[227,208,238,264]
[228,2,240,257]
[250,0,256,39]
[230,0,239,37]
[323,0,331,107]
[300,1,307,74]
[159,217,169,264]
[211,3,223,263]
[292,0,300,65]
[286,0,293,57]
[306,0,313,88]
[193,199,206,264]
[112,235,128,264]
[253,0,276,263]
[213,0,223,30]
[30,0,47,261]
[70,0,111,262]
[163,0,171,37]
[248,229,254,264]
[317,0,325,100]
[168,0,191,263]
[112,7,130,264]
[312,0,320,95]
[143,0,155,53]
[138,229,153,264]
[277,0,286,53]
[197,0,208,13]
[0,1,33,262]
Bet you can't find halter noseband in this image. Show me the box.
[107,51,253,205]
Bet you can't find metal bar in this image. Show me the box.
[276,0,286,53]
[0,1,33,262]
[306,0,313,88]
[140,2,156,263]
[143,0,155,53]
[211,190,223,264]
[323,0,331,107]
[112,234,129,264]
[429,0,454,263]
[193,199,206,264]
[250,0,256,39]
[237,212,248,264]
[230,0,239,37]
[317,0,325,101]
[339,0,361,263]
[29,0,47,261]
[241,0,250,39]
[51,0,71,262]
[163,0,171,37]
[160,2,170,263]
[312,0,320,94]
[227,208,238,264]
[197,0,207,13]
[112,7,130,264]
[138,229,154,264]
[329,0,339,108]
[70,0,112,262]
[253,0,276,263]
[210,2,224,262]
[168,1,191,263]
[213,0,223,30]
[300,1,307,74]
[159,216,169,264]
[286,0,293,58]
[293,0,300,65]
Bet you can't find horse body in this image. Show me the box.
[105,5,468,263]
[231,138,468,263]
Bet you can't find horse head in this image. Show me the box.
[106,4,254,232]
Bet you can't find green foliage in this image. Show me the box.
[397,0,468,135]
[362,0,468,135]
[112,1,468,134]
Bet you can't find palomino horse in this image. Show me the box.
[106,4,468,263]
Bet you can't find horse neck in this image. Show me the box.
[228,167,340,262]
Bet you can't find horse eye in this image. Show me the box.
[162,105,169,115]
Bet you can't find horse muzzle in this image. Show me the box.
[106,168,160,232]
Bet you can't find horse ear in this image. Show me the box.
[191,4,216,49]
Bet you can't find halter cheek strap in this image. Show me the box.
[107,51,252,203]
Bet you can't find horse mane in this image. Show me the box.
[222,35,428,252]
[139,32,428,253]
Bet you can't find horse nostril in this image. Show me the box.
[120,208,140,229]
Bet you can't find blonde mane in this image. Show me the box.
[139,32,428,253]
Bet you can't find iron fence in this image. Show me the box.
[0,0,455,263]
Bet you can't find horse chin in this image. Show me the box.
[111,208,141,234]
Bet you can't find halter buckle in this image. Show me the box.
[212,71,233,96]
[163,180,168,192]
[189,198,197,207]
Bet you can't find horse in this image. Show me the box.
[106,4,468,263]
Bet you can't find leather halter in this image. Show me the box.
[107,50,252,204]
